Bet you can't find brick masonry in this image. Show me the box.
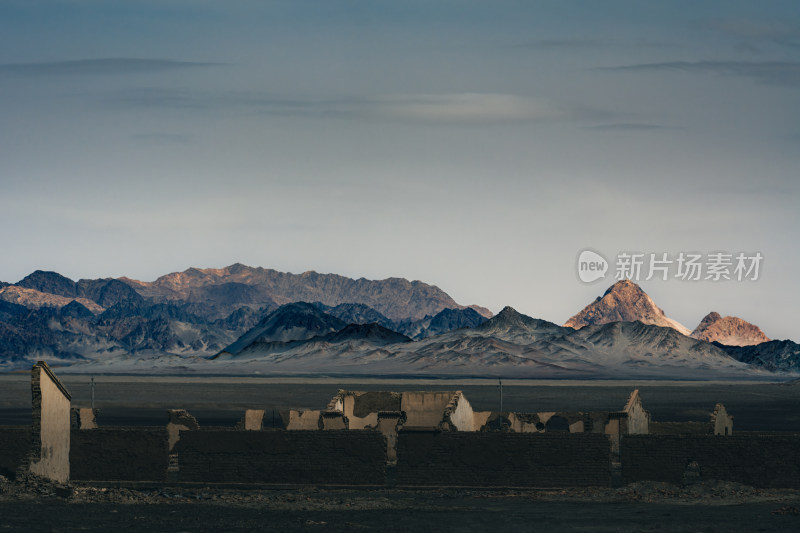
[621,435,800,488]
[70,428,169,482]
[395,431,612,487]
[176,430,387,485]
[0,426,31,479]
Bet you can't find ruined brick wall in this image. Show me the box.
[621,435,800,488]
[623,390,650,434]
[396,431,611,487]
[70,428,169,481]
[0,426,31,479]
[27,362,71,483]
[176,430,386,485]
[649,421,709,435]
[401,392,453,428]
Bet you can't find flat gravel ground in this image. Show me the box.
[2,498,800,532]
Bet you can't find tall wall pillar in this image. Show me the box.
[22,361,72,483]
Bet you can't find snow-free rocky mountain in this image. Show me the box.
[690,312,770,346]
[98,304,771,379]
[116,264,492,321]
[564,280,775,349]
[0,267,797,377]
[0,266,489,371]
[565,280,692,335]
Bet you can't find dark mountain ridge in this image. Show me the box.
[312,302,395,330]
[715,340,800,372]
[396,307,488,340]
[320,323,412,345]
[15,270,144,309]
[17,270,78,298]
[221,302,348,356]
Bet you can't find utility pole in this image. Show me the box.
[499,378,503,412]
[90,376,95,410]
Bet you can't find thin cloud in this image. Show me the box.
[105,90,602,125]
[366,93,567,123]
[586,123,665,132]
[108,88,206,109]
[520,39,675,51]
[710,20,800,49]
[0,58,223,76]
[598,61,800,86]
[131,133,194,144]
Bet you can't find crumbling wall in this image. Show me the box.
[400,392,454,428]
[623,390,650,434]
[70,428,169,481]
[503,412,536,432]
[330,390,479,431]
[326,392,344,413]
[27,361,71,483]
[331,391,396,430]
[711,404,733,436]
[321,412,347,430]
[238,409,265,431]
[0,426,30,479]
[351,392,401,418]
[176,430,386,484]
[649,421,709,435]
[71,408,98,430]
[621,435,800,488]
[377,412,405,464]
[396,431,611,487]
[536,412,556,427]
[472,411,492,431]
[649,404,733,436]
[604,414,623,454]
[166,409,198,451]
[342,393,379,429]
[485,412,601,434]
[442,392,475,431]
[285,410,322,430]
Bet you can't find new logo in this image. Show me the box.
[577,249,609,283]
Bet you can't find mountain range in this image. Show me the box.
[0,265,489,371]
[0,265,796,378]
[80,304,774,379]
[564,280,771,347]
[117,263,492,321]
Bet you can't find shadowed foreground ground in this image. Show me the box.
[2,482,800,532]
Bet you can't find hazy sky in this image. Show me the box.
[1,1,798,340]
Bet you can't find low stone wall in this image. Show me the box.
[0,426,30,479]
[70,428,169,482]
[395,431,611,487]
[176,430,386,485]
[621,435,800,488]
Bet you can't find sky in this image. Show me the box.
[0,1,798,340]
